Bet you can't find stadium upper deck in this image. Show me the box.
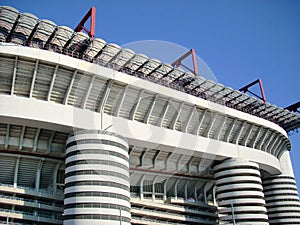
[0,6,299,133]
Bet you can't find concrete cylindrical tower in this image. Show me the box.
[263,151,300,224]
[64,130,131,225]
[214,158,268,225]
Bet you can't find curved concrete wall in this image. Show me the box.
[0,94,282,175]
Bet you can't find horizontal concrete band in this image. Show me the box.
[0,94,281,175]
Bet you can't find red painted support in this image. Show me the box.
[74,7,96,39]
[239,79,266,102]
[172,49,199,77]
[258,79,266,103]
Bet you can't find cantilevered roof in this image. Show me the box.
[0,5,299,132]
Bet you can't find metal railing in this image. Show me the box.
[0,183,63,199]
[131,206,214,222]
[130,197,217,213]
[0,208,62,220]
[0,194,63,209]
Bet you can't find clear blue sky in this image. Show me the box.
[3,0,300,189]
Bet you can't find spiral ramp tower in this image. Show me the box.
[214,159,269,225]
[64,130,131,225]
[0,5,299,225]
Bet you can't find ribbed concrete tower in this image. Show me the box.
[263,151,300,225]
[214,158,269,225]
[64,130,131,225]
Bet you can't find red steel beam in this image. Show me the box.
[239,79,266,102]
[191,49,199,77]
[258,79,267,103]
[74,6,96,39]
[172,49,199,77]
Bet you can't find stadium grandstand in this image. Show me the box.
[0,5,300,225]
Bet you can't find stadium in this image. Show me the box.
[0,5,300,225]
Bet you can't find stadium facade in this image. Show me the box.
[0,5,300,225]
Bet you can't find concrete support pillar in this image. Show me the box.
[52,162,60,193]
[174,180,179,200]
[13,156,20,188]
[203,182,209,204]
[214,158,269,225]
[152,176,158,201]
[212,185,216,206]
[263,151,300,225]
[194,182,198,202]
[63,130,131,225]
[140,176,144,201]
[184,180,189,199]
[35,160,43,191]
[163,178,168,201]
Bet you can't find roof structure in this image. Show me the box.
[0,5,299,133]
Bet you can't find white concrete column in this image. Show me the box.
[140,176,144,201]
[63,130,131,225]
[174,180,179,200]
[214,158,269,225]
[52,162,60,193]
[13,156,20,188]
[152,176,158,201]
[163,178,169,201]
[263,151,300,225]
[35,160,43,191]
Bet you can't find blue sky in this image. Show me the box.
[3,0,300,189]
